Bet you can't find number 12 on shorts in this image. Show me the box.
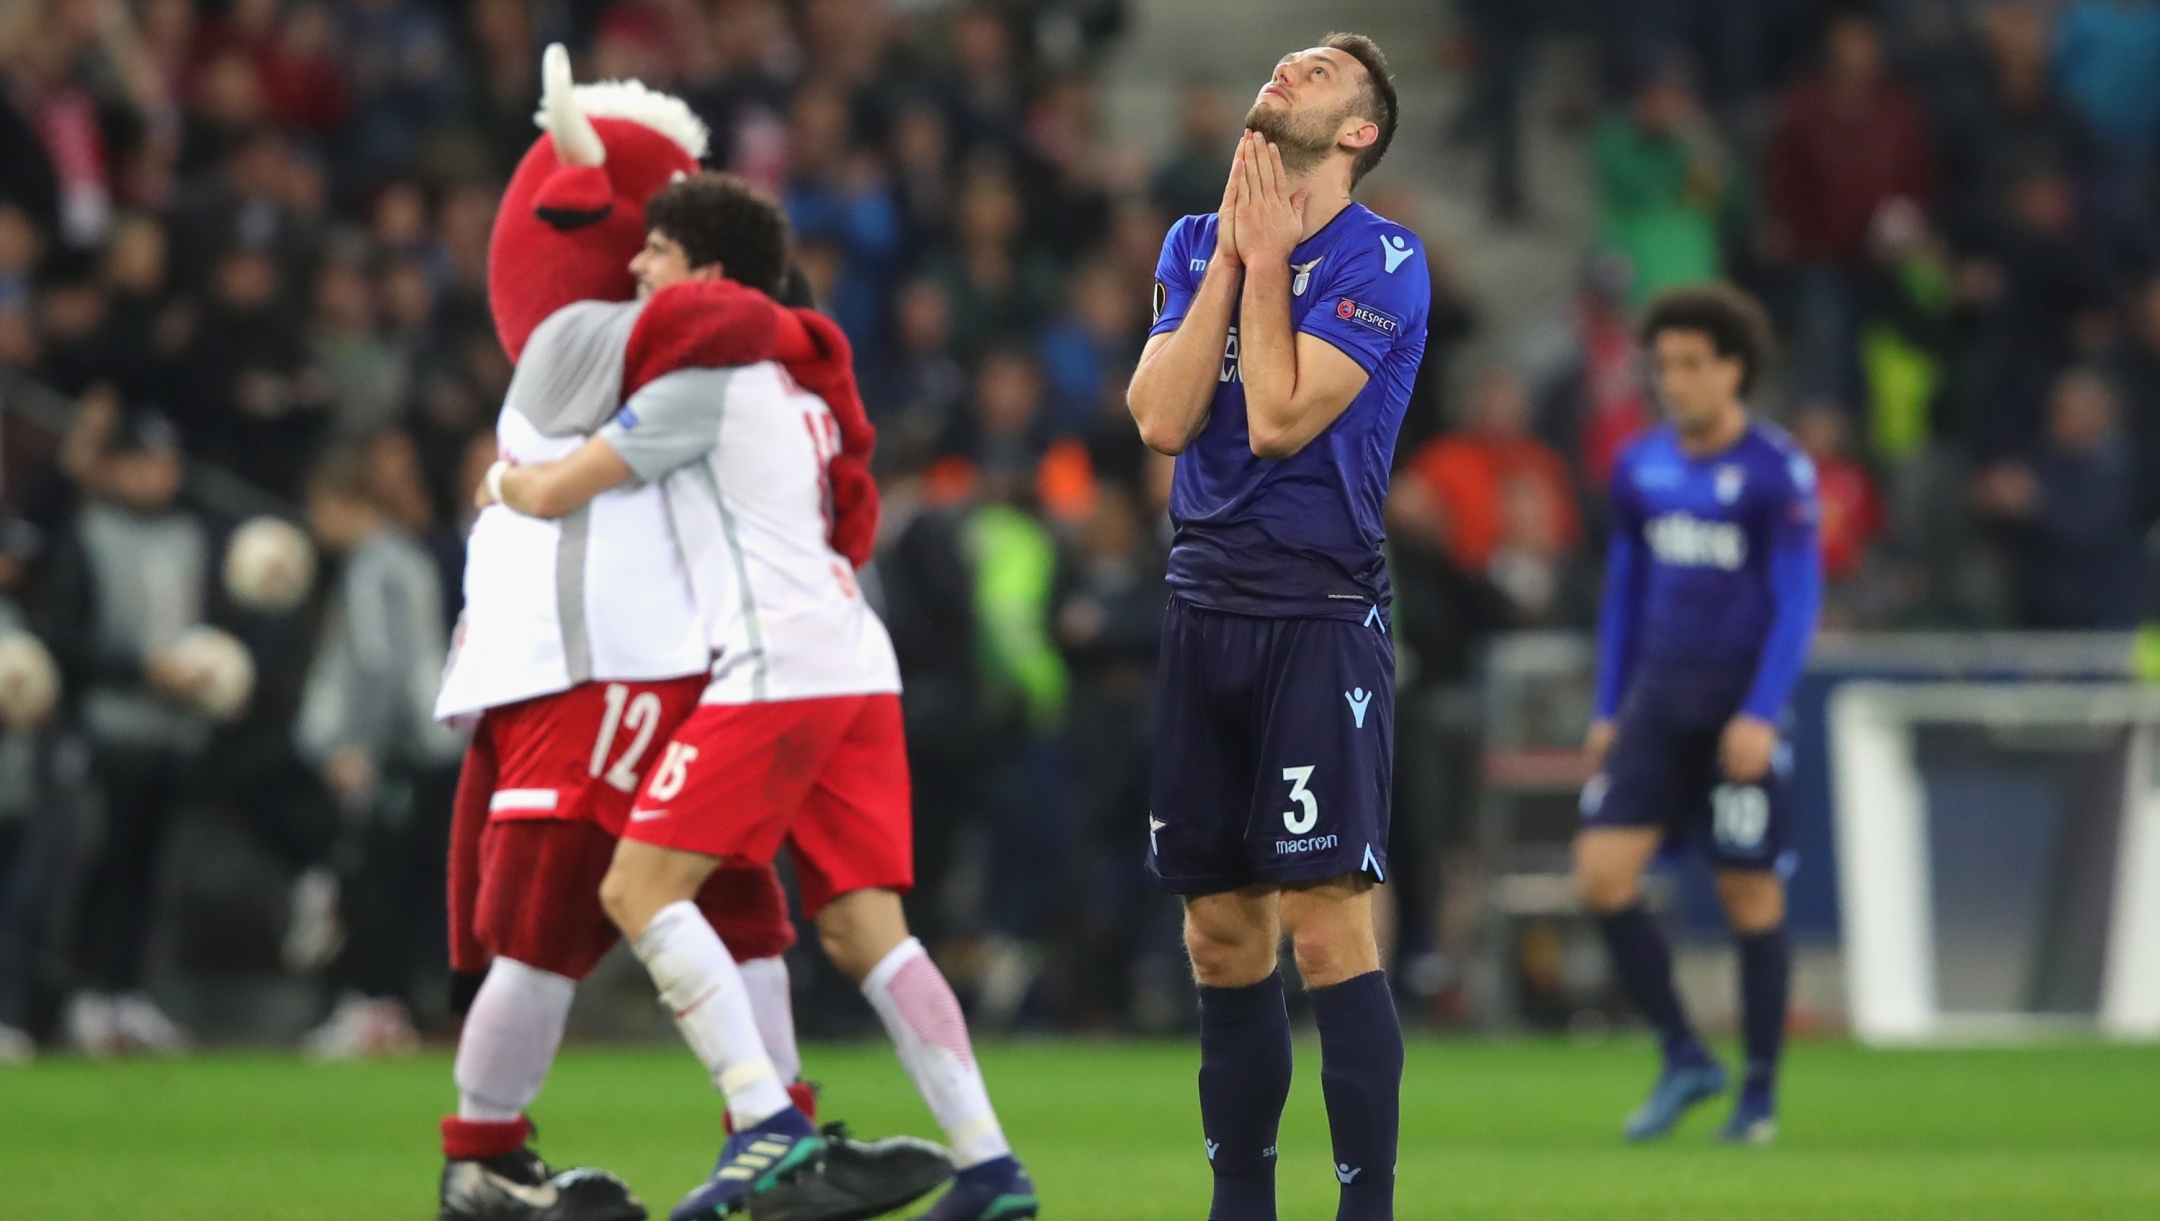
[589,683,663,793]
[1282,765,1319,834]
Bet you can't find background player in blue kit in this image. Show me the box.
[1125,32,1426,1221]
[1576,285,1824,1147]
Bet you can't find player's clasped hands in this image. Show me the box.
[1215,131,1309,270]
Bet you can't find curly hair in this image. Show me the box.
[1638,282,1776,395]
[643,172,790,296]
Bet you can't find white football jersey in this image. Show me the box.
[434,301,708,721]
[598,363,901,704]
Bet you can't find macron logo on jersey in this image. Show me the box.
[1646,512,1747,571]
[1381,233,1414,272]
[1335,298,1399,336]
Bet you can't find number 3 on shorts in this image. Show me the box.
[647,742,700,803]
[1282,765,1319,834]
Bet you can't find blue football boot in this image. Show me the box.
[1713,1086,1778,1145]
[912,1156,1039,1221]
[670,1109,825,1221]
[1622,1059,1728,1142]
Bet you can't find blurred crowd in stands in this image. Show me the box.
[3,0,2160,1055]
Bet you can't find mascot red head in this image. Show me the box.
[488,44,709,362]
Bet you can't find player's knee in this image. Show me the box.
[1717,873,1784,932]
[814,888,909,981]
[1183,920,1271,987]
[1289,920,1377,988]
[1574,863,1638,914]
[597,865,639,932]
[1289,924,1344,986]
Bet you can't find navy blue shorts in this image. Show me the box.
[1580,674,1795,874]
[1146,596,1394,895]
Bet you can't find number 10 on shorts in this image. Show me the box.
[1282,766,1319,834]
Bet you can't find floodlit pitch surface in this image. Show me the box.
[3,1038,2157,1219]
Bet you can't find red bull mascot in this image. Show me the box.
[432,45,893,1221]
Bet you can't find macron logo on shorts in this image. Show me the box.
[629,807,671,823]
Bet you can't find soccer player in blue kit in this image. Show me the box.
[1575,284,1823,1146]
[1125,32,1425,1221]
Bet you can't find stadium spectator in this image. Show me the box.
[1962,168,2114,457]
[869,276,970,461]
[1764,10,1936,403]
[1791,401,1886,589]
[1037,259,1142,439]
[1150,79,1233,224]
[2101,273,2160,523]
[1399,366,1581,579]
[1855,197,1957,461]
[45,396,218,1056]
[1019,70,1116,261]
[0,520,79,1064]
[890,99,957,247]
[339,0,464,177]
[293,447,461,1058]
[927,155,1062,362]
[2052,0,2160,232]
[783,81,902,359]
[1592,55,1732,304]
[942,1,1027,157]
[174,243,321,499]
[1054,479,1170,1029]
[1975,368,2153,628]
[308,250,408,441]
[1934,2,2090,251]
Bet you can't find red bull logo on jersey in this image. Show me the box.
[1335,298,1399,336]
[1646,511,1747,570]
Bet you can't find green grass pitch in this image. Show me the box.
[4,1037,2158,1219]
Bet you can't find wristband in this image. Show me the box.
[484,460,508,508]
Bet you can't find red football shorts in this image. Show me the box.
[622,693,913,917]
[472,818,795,979]
[479,677,708,836]
[464,677,795,978]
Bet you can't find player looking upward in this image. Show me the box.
[485,173,1036,1221]
[1125,33,1424,1221]
[1576,284,1823,1145]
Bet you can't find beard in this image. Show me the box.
[1244,98,1346,178]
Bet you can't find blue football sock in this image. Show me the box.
[1736,925,1790,1099]
[1310,970,1401,1221]
[1597,904,1710,1069]
[1198,973,1292,1221]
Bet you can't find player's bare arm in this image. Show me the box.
[1126,136,1250,455]
[480,438,634,519]
[1235,137,1371,459]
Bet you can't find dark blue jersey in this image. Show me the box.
[1149,204,1430,620]
[1594,421,1824,722]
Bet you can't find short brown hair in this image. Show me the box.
[1639,283,1776,395]
[644,172,791,296]
[1322,32,1398,189]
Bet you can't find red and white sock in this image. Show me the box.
[450,957,575,1140]
[633,901,792,1129]
[861,937,1011,1168]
